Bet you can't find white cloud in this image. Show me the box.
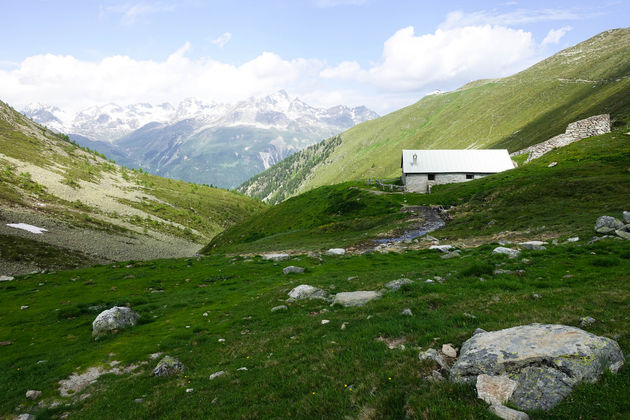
[321,24,537,92]
[440,8,580,29]
[541,26,572,46]
[0,45,324,113]
[211,32,233,48]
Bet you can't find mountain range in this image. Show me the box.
[240,28,630,203]
[22,91,378,188]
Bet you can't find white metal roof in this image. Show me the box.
[401,149,514,174]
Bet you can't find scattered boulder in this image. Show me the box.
[282,266,305,274]
[518,241,547,251]
[384,278,413,292]
[262,253,289,262]
[332,291,381,307]
[547,162,557,168]
[321,319,330,325]
[153,356,185,377]
[209,371,226,380]
[489,404,530,420]
[418,348,449,372]
[594,216,624,234]
[271,305,288,312]
[25,390,42,400]
[287,284,329,302]
[17,414,35,420]
[429,245,453,253]
[324,248,346,256]
[401,308,413,317]
[0,275,14,282]
[492,247,520,258]
[623,211,630,224]
[92,306,139,338]
[450,324,625,411]
[476,374,518,406]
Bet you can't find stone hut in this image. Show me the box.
[401,149,515,193]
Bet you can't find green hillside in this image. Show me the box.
[209,130,630,255]
[239,28,630,203]
[0,100,266,274]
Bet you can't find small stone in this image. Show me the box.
[401,308,413,316]
[615,229,630,240]
[237,367,248,371]
[566,237,579,243]
[441,250,461,259]
[580,316,596,327]
[547,162,557,167]
[429,245,453,253]
[473,328,487,335]
[287,284,329,301]
[324,248,346,256]
[347,276,358,281]
[134,398,144,403]
[442,344,457,358]
[321,319,330,325]
[203,312,208,317]
[519,241,547,250]
[17,414,36,420]
[271,305,288,312]
[532,293,541,299]
[262,253,289,262]
[623,211,630,224]
[476,374,518,406]
[149,352,162,360]
[341,322,349,330]
[25,390,42,400]
[218,338,226,342]
[425,279,434,284]
[418,348,449,372]
[92,306,139,338]
[0,275,14,282]
[209,370,226,380]
[489,404,530,420]
[283,266,305,275]
[153,356,185,377]
[384,278,413,291]
[185,388,194,393]
[427,370,444,382]
[463,312,477,319]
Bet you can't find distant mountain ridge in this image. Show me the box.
[23,91,378,188]
[239,28,630,203]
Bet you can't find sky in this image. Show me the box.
[1,0,628,115]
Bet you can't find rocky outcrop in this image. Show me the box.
[594,215,625,234]
[511,114,610,163]
[332,291,381,307]
[92,306,139,338]
[450,324,625,411]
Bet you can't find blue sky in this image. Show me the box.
[1,0,628,114]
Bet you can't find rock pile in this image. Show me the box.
[153,356,185,377]
[594,213,630,240]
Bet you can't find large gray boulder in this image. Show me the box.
[287,284,329,302]
[332,291,381,307]
[92,306,139,338]
[492,247,520,258]
[450,324,625,411]
[594,216,625,234]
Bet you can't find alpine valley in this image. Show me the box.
[22,91,378,189]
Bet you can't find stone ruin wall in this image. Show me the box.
[511,114,610,163]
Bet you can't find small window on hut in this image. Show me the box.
[428,173,435,181]
[466,174,474,180]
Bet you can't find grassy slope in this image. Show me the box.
[239,28,630,203]
[207,131,630,255]
[0,100,266,271]
[1,239,628,419]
